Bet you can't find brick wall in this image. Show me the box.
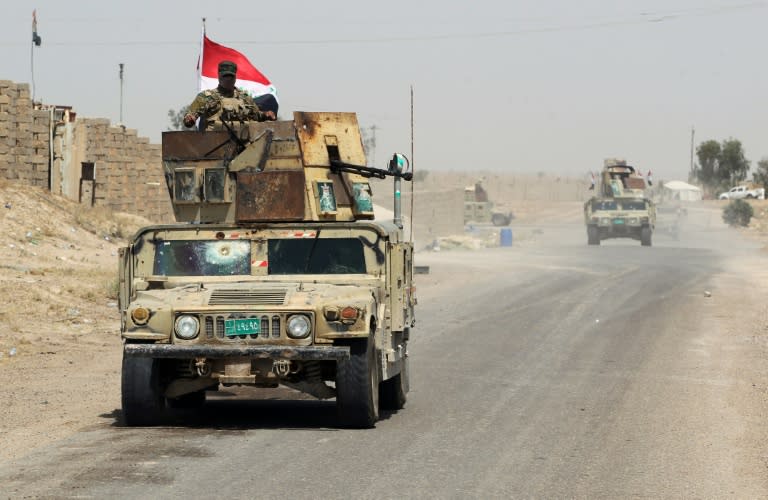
[0,79,173,223]
[0,81,50,187]
[76,118,171,222]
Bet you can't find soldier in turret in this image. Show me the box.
[183,60,276,130]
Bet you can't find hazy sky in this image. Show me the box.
[2,1,766,181]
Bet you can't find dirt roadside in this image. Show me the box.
[0,182,145,462]
[1,181,768,468]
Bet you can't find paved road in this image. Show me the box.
[2,213,767,498]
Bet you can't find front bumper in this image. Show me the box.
[123,343,350,361]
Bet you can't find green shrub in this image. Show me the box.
[722,199,754,227]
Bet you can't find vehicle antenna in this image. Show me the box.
[409,84,415,243]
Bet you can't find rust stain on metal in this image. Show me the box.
[162,131,235,160]
[236,170,306,222]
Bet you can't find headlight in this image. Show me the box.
[628,217,638,224]
[287,315,311,339]
[600,217,610,225]
[174,315,200,339]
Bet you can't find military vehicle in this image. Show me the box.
[584,158,655,246]
[464,180,514,226]
[119,112,415,428]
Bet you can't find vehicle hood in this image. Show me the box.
[134,280,378,309]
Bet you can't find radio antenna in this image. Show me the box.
[409,85,415,243]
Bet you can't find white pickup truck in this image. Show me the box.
[718,185,765,200]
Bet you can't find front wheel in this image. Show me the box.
[336,336,380,428]
[121,356,167,426]
[641,227,652,246]
[380,354,409,411]
[587,226,600,245]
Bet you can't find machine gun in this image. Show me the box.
[330,154,413,181]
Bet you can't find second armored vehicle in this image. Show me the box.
[464,180,514,226]
[584,159,655,246]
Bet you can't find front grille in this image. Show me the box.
[203,313,290,341]
[208,289,288,306]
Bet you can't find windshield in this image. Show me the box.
[269,238,366,274]
[150,237,367,276]
[592,200,646,211]
[592,200,617,210]
[154,240,251,276]
[621,200,647,210]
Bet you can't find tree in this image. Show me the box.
[719,139,750,186]
[753,157,768,190]
[167,106,190,131]
[690,138,750,195]
[692,140,720,186]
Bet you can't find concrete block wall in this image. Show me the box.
[0,81,50,187]
[0,79,173,223]
[78,118,171,222]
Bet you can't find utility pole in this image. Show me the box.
[370,124,377,166]
[119,63,124,124]
[689,126,695,179]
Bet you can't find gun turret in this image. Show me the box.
[162,112,411,224]
[598,161,647,199]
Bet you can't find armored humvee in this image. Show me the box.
[584,158,655,246]
[463,180,514,227]
[118,112,414,428]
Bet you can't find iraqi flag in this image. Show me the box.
[198,35,278,112]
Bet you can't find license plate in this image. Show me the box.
[225,318,260,336]
[612,218,625,225]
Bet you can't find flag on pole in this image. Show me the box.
[198,35,277,103]
[647,170,653,186]
[589,172,595,190]
[32,10,42,46]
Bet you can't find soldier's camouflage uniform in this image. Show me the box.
[187,86,271,131]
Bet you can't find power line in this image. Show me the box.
[1,2,764,48]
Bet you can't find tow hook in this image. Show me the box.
[194,357,211,377]
[272,359,291,377]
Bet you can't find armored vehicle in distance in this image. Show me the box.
[464,180,514,227]
[119,112,415,428]
[584,158,655,246]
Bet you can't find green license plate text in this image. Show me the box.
[225,318,260,336]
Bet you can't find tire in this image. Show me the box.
[336,336,379,428]
[121,356,167,426]
[380,354,409,411]
[587,226,600,246]
[641,227,652,247]
[491,213,509,226]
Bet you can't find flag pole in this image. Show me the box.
[31,10,37,103]
[198,18,206,92]
[30,34,35,103]
[119,63,124,124]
